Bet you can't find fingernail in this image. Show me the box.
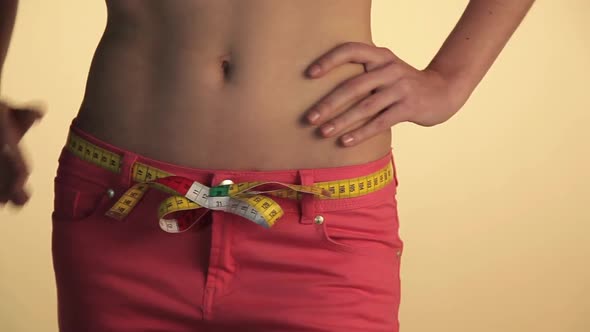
[342,135,354,144]
[322,125,334,136]
[308,65,321,77]
[307,111,320,123]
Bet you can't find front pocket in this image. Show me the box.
[315,198,402,255]
[53,179,108,222]
[52,167,115,222]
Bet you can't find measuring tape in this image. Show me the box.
[65,131,394,233]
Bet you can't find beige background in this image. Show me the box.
[1,1,588,331]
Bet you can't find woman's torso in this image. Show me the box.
[74,0,391,170]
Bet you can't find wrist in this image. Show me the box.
[424,65,476,109]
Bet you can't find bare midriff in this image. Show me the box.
[74,0,391,171]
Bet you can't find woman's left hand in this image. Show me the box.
[305,42,468,147]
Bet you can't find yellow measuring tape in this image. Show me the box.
[65,131,394,232]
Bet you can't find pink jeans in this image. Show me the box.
[51,118,404,332]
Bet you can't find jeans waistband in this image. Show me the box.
[62,117,399,224]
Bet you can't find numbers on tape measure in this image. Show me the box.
[66,131,395,231]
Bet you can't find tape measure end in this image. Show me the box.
[105,211,126,221]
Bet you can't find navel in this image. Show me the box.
[220,54,232,80]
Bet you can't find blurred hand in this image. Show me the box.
[0,100,44,207]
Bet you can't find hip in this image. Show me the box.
[51,119,403,330]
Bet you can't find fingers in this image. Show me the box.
[306,62,400,126]
[339,103,410,147]
[13,106,44,124]
[0,154,30,207]
[0,105,32,207]
[10,106,45,141]
[0,190,30,207]
[316,84,404,139]
[10,188,30,206]
[0,141,30,205]
[7,146,29,192]
[307,42,398,78]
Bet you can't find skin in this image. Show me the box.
[0,0,536,207]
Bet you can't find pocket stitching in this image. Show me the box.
[53,177,111,222]
[319,220,358,253]
[315,203,401,255]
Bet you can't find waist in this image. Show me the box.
[59,121,398,219]
[75,41,392,169]
[71,111,393,170]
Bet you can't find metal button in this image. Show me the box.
[106,188,115,198]
[314,215,324,224]
[219,179,234,185]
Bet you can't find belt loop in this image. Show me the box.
[297,169,315,225]
[119,152,139,188]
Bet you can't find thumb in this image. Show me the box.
[10,107,45,139]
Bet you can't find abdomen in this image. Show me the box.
[75,0,391,170]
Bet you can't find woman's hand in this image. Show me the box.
[305,42,469,146]
[0,101,43,207]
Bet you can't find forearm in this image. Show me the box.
[0,0,18,88]
[425,0,536,100]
